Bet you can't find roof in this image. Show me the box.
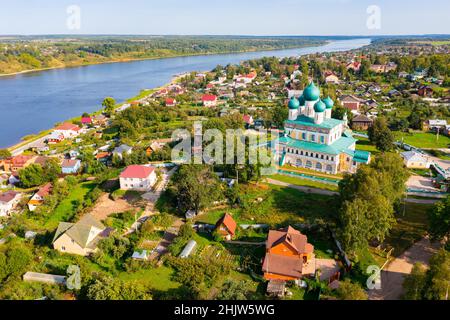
[62,159,80,168]
[216,213,237,236]
[120,165,155,179]
[113,144,132,154]
[55,123,80,131]
[340,95,363,103]
[266,226,312,254]
[285,114,343,130]
[0,191,19,204]
[180,240,197,258]
[81,117,92,124]
[262,253,303,278]
[36,183,53,198]
[353,150,371,163]
[202,94,217,101]
[53,214,105,248]
[352,114,373,123]
[277,134,357,156]
[401,151,428,163]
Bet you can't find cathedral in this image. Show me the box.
[274,82,371,174]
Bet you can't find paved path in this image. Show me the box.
[368,237,440,300]
[10,135,49,156]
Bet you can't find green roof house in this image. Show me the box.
[277,81,371,174]
[53,214,109,256]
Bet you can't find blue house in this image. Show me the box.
[61,159,81,174]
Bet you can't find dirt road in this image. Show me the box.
[368,237,440,300]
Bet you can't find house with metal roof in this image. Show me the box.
[274,82,371,174]
[52,214,111,256]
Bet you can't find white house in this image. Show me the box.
[401,151,431,169]
[113,144,133,159]
[53,123,81,139]
[202,94,218,107]
[0,191,21,217]
[119,165,157,191]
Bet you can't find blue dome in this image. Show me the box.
[298,95,306,106]
[303,82,320,101]
[323,96,334,109]
[288,97,300,109]
[314,100,326,113]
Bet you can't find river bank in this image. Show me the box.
[0,38,372,148]
[0,43,327,78]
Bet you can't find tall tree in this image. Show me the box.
[368,117,395,152]
[428,196,450,242]
[102,97,116,116]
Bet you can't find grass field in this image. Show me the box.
[394,132,450,149]
[195,183,336,227]
[119,266,181,291]
[44,181,98,230]
[383,202,432,257]
[355,137,380,155]
[268,174,339,191]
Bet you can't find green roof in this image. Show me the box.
[323,96,334,109]
[299,95,306,106]
[288,97,300,109]
[285,115,343,130]
[53,214,105,248]
[354,150,371,163]
[303,82,320,101]
[314,100,326,113]
[277,135,357,155]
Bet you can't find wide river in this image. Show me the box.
[0,38,370,148]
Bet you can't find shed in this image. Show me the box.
[132,250,148,261]
[23,272,66,285]
[266,280,286,297]
[179,240,197,258]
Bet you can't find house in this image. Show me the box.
[202,94,218,107]
[287,89,303,99]
[214,213,237,241]
[119,165,157,191]
[424,119,447,132]
[112,144,133,159]
[346,61,361,72]
[234,71,257,84]
[339,94,364,112]
[165,98,177,107]
[47,132,65,144]
[370,63,397,73]
[243,114,254,127]
[61,159,81,174]
[95,152,111,164]
[418,85,433,97]
[262,226,315,281]
[28,183,52,211]
[324,71,339,84]
[0,191,21,217]
[93,114,108,126]
[401,151,431,169]
[0,155,35,172]
[146,141,164,156]
[351,114,374,131]
[81,117,92,126]
[53,123,81,139]
[52,214,110,256]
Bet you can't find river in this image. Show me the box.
[0,38,371,148]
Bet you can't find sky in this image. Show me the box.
[0,0,449,36]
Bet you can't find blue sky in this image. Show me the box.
[1,0,449,35]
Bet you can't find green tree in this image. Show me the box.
[335,279,368,300]
[423,249,450,300]
[0,149,11,160]
[217,280,251,300]
[270,105,288,128]
[368,117,394,152]
[169,164,221,214]
[102,97,116,116]
[428,196,450,242]
[403,263,427,300]
[18,164,45,188]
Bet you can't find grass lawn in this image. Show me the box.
[195,183,336,227]
[394,131,450,149]
[282,165,344,180]
[355,137,380,156]
[119,266,181,291]
[44,181,98,230]
[383,202,432,257]
[268,174,339,192]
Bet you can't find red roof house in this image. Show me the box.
[119,165,157,191]
[202,94,218,107]
[81,117,92,125]
[165,98,177,107]
[262,226,314,281]
[215,213,237,240]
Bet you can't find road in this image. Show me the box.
[9,135,49,156]
[368,237,440,300]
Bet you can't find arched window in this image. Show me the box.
[316,162,322,170]
[296,159,302,167]
[306,161,312,168]
[326,165,333,172]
